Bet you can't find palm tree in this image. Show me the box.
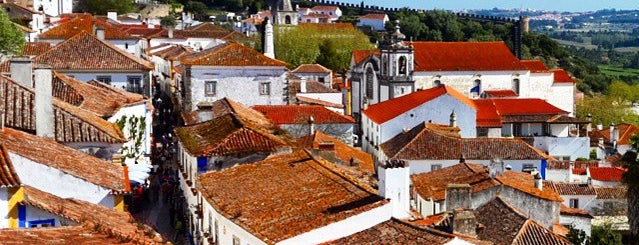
[623,133,639,244]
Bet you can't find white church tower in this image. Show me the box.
[264,19,275,58]
[378,20,415,101]
[270,0,298,25]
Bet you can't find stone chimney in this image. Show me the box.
[452,209,477,237]
[378,159,410,219]
[308,116,315,135]
[168,27,174,38]
[264,19,275,59]
[34,64,54,139]
[300,77,307,93]
[489,158,504,178]
[596,124,603,130]
[107,11,117,21]
[445,184,471,211]
[610,123,619,145]
[459,154,465,163]
[449,110,457,127]
[534,172,543,190]
[95,26,105,40]
[10,57,33,88]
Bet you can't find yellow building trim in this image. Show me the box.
[114,195,125,211]
[8,186,24,228]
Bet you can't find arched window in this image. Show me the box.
[366,67,374,99]
[285,15,292,24]
[433,80,442,87]
[398,56,407,75]
[512,78,520,94]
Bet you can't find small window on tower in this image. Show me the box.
[398,56,407,75]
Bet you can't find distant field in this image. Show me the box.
[613,47,639,53]
[551,38,598,50]
[599,65,639,77]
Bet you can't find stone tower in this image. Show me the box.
[378,20,415,99]
[270,0,298,25]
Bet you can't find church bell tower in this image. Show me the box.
[270,0,298,25]
[379,20,415,99]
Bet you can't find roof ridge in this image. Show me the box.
[306,149,379,195]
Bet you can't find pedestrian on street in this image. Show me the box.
[174,220,184,241]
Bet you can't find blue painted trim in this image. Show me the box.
[541,159,547,180]
[18,205,26,228]
[28,219,55,227]
[197,157,208,173]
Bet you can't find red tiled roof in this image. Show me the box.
[483,98,566,115]
[412,42,526,72]
[21,42,53,56]
[174,113,288,157]
[476,196,571,245]
[358,13,388,20]
[39,14,134,40]
[0,128,126,191]
[544,181,596,195]
[289,79,338,94]
[198,151,388,243]
[546,160,599,170]
[483,89,518,98]
[86,80,145,102]
[352,49,379,65]
[295,95,345,108]
[298,131,374,174]
[35,31,153,71]
[521,60,549,73]
[0,225,143,244]
[311,5,339,12]
[560,204,594,218]
[381,122,548,160]
[589,167,626,182]
[252,105,354,124]
[322,218,455,244]
[591,123,639,145]
[473,99,502,127]
[572,168,587,175]
[150,44,193,61]
[552,69,576,84]
[411,163,562,202]
[474,98,568,127]
[187,22,230,32]
[180,41,288,67]
[181,97,271,126]
[0,75,126,144]
[19,186,164,243]
[363,85,476,124]
[595,186,627,199]
[0,144,20,187]
[292,64,332,74]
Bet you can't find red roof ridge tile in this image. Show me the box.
[180,41,288,67]
[0,144,21,187]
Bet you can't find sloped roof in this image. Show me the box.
[174,113,288,157]
[0,226,141,244]
[187,22,230,32]
[296,95,345,108]
[21,42,53,56]
[474,98,569,127]
[35,31,153,71]
[591,123,639,145]
[546,160,599,170]
[411,163,562,202]
[358,13,388,20]
[251,105,354,124]
[483,89,518,98]
[411,42,526,72]
[198,151,387,243]
[544,181,596,195]
[0,128,126,191]
[180,41,288,66]
[39,14,134,40]
[298,131,374,173]
[0,144,21,187]
[595,186,627,199]
[181,97,271,126]
[560,204,594,218]
[521,60,549,73]
[19,186,164,243]
[552,69,576,84]
[311,5,340,12]
[150,44,193,61]
[352,49,379,65]
[589,167,626,182]
[322,218,455,244]
[289,80,338,94]
[0,75,126,144]
[292,64,332,74]
[476,196,571,245]
[363,85,476,124]
[381,122,548,160]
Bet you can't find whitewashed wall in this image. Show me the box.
[560,215,592,237]
[0,189,7,228]
[110,39,142,57]
[108,102,154,165]
[550,83,575,115]
[357,18,387,31]
[24,206,76,227]
[532,136,590,161]
[413,70,530,98]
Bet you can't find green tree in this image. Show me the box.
[160,15,177,29]
[589,224,623,245]
[623,134,639,244]
[78,0,135,15]
[0,8,25,55]
[576,95,639,126]
[184,1,209,20]
[567,225,588,245]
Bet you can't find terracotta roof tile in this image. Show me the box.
[381,122,547,160]
[591,123,639,145]
[0,225,142,244]
[352,49,379,65]
[363,85,476,124]
[150,44,193,61]
[35,31,153,71]
[474,98,570,127]
[0,128,126,191]
[295,95,345,108]
[473,99,502,127]
[521,60,549,73]
[483,89,518,97]
[298,131,374,174]
[544,181,596,195]
[289,79,338,94]
[21,42,53,56]
[322,218,455,244]
[174,113,287,157]
[311,5,339,12]
[411,163,562,202]
[478,98,566,115]
[180,42,288,66]
[572,168,587,175]
[86,80,145,102]
[595,186,627,199]
[476,196,571,245]
[412,42,525,72]
[186,22,230,32]
[39,14,134,40]
[198,151,388,243]
[358,13,388,20]
[0,144,20,187]
[589,167,626,182]
[181,97,271,126]
[546,160,599,170]
[19,186,164,243]
[292,64,332,74]
[551,69,576,84]
[560,204,594,218]
[0,75,126,144]
[252,105,354,124]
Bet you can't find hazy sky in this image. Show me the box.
[337,0,638,12]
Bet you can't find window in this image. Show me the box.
[433,80,442,87]
[569,198,579,208]
[431,164,442,171]
[398,56,407,75]
[127,76,142,94]
[233,236,241,245]
[205,81,217,96]
[512,78,520,94]
[477,127,489,137]
[96,75,112,85]
[365,67,374,99]
[522,164,536,173]
[285,15,291,24]
[259,82,270,95]
[318,77,325,85]
[125,43,129,49]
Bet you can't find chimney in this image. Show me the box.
[168,27,174,38]
[596,124,603,130]
[378,159,410,219]
[459,154,465,163]
[95,26,105,40]
[449,110,457,127]
[300,77,307,93]
[10,57,33,88]
[489,158,504,178]
[34,64,54,139]
[452,209,477,237]
[445,184,471,211]
[264,19,275,59]
[308,116,315,135]
[609,123,615,141]
[107,11,117,21]
[534,172,543,190]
